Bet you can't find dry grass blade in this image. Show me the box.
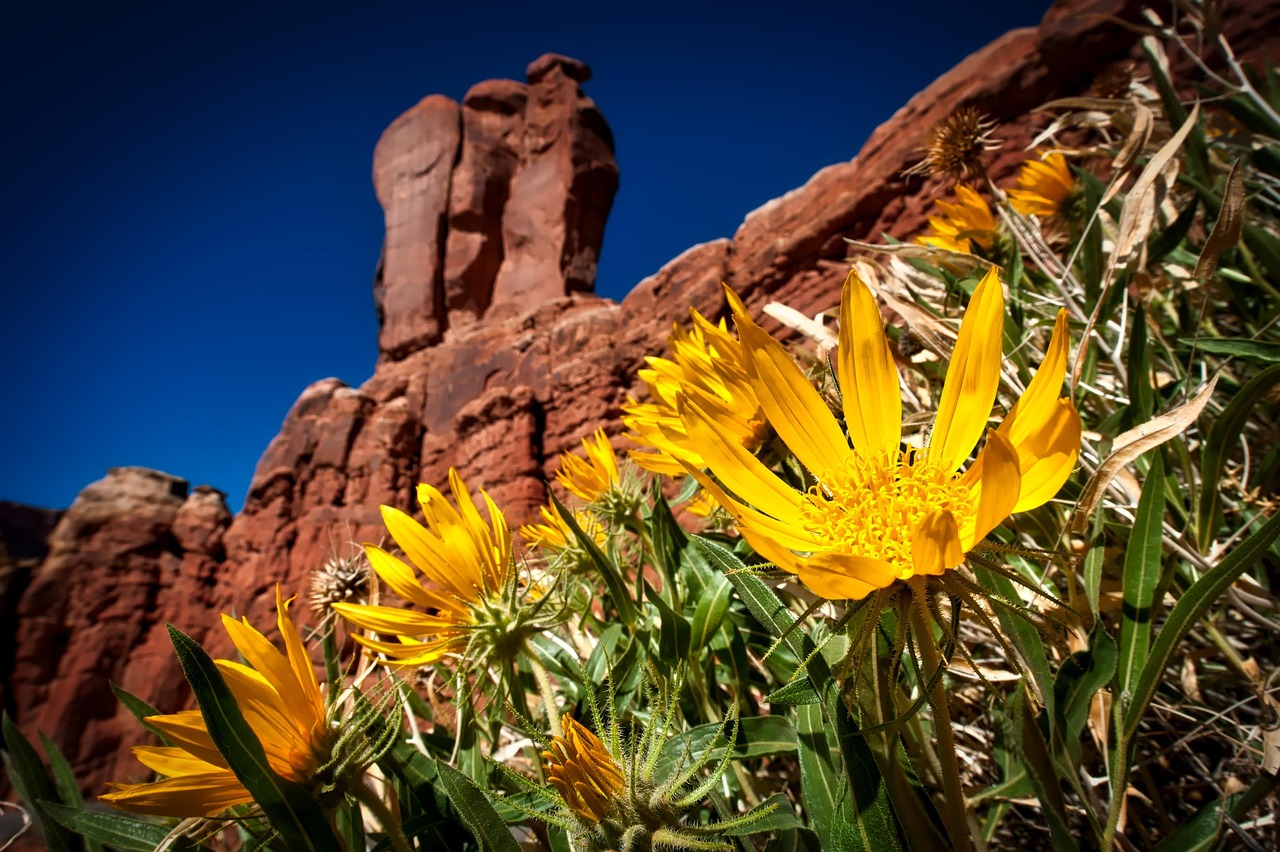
[1071,103,1201,388]
[1111,100,1155,178]
[1072,375,1218,532]
[1193,158,1246,280]
[762,302,838,352]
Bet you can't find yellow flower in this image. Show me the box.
[101,588,331,818]
[684,490,721,519]
[520,503,607,551]
[332,468,514,667]
[556,429,621,502]
[622,311,767,476]
[916,185,998,254]
[1008,151,1074,218]
[680,269,1081,600]
[543,717,626,824]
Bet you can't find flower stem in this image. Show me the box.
[525,640,562,737]
[352,780,411,852]
[908,577,972,852]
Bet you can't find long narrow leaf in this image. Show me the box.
[1,715,75,852]
[1117,452,1167,699]
[41,802,169,852]
[550,492,637,629]
[434,762,522,852]
[1124,509,1280,740]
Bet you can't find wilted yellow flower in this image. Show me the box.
[102,588,332,817]
[680,270,1081,600]
[1008,151,1075,218]
[623,311,767,477]
[916,185,997,254]
[520,503,607,551]
[556,429,621,502]
[333,468,516,667]
[543,717,627,824]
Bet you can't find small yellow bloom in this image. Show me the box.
[101,588,331,818]
[333,468,514,667]
[556,429,621,503]
[543,717,626,824]
[680,270,1081,600]
[623,310,768,476]
[520,503,607,551]
[1008,151,1074,218]
[916,185,997,254]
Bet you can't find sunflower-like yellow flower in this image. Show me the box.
[916,185,998,254]
[101,588,332,817]
[1008,151,1075,218]
[680,269,1081,600]
[556,429,621,502]
[520,504,607,551]
[544,717,627,824]
[332,468,515,667]
[622,310,767,477]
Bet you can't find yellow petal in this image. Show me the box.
[678,392,805,524]
[364,545,466,616]
[142,712,225,768]
[734,303,849,476]
[273,588,325,729]
[219,613,313,732]
[130,745,220,777]
[912,510,965,576]
[929,267,1004,473]
[331,601,463,636]
[1000,309,1069,448]
[837,269,902,456]
[680,462,821,552]
[100,770,251,818]
[960,431,1021,549]
[381,504,478,602]
[796,552,898,600]
[1009,398,1081,513]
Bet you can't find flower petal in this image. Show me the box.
[797,552,899,600]
[731,293,849,476]
[959,431,1021,549]
[100,770,251,818]
[1009,398,1081,513]
[678,391,805,524]
[331,602,463,636]
[912,510,965,576]
[837,270,902,456]
[929,267,1005,473]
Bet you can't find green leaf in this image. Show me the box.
[645,579,693,663]
[1082,506,1107,617]
[1004,692,1077,852]
[38,733,104,852]
[766,679,821,705]
[1,715,75,852]
[434,762,522,852]
[689,576,733,658]
[550,492,637,630]
[1125,508,1280,740]
[165,624,343,852]
[1197,364,1280,543]
[41,802,169,851]
[973,565,1056,731]
[1117,452,1167,700]
[109,682,172,745]
[702,540,901,851]
[648,485,689,595]
[1053,626,1117,767]
[657,716,797,777]
[721,793,804,836]
[1180,338,1280,363]
[796,704,840,843]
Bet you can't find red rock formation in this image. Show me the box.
[5,468,230,794]
[5,0,1280,811]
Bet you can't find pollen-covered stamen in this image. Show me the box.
[800,450,975,572]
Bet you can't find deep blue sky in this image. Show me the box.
[1,0,1047,512]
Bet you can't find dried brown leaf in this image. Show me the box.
[1110,100,1155,179]
[1110,102,1197,268]
[1072,375,1218,532]
[1193,158,1246,280]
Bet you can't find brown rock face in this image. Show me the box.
[373,53,618,358]
[6,4,1280,808]
[5,468,230,796]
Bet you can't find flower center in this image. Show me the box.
[800,450,975,573]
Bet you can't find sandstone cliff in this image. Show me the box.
[5,0,1279,801]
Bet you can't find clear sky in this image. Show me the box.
[1,0,1048,512]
